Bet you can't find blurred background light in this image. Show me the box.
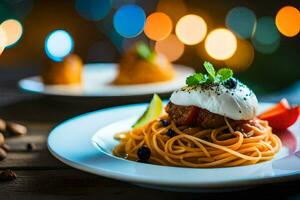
[224,39,254,72]
[154,34,184,62]
[112,0,136,9]
[275,6,300,37]
[251,17,280,54]
[113,4,146,38]
[144,12,172,41]
[175,14,207,45]
[156,0,187,23]
[10,0,33,20]
[45,30,74,62]
[226,6,256,39]
[1,19,23,47]
[0,27,7,55]
[75,0,112,21]
[205,28,237,60]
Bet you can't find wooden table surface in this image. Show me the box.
[0,68,300,199]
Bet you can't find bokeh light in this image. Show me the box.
[175,14,207,45]
[275,6,300,37]
[1,19,23,47]
[226,6,256,39]
[45,30,74,62]
[75,0,112,21]
[144,12,172,41]
[0,27,7,55]
[113,4,146,38]
[156,0,187,23]
[251,17,280,54]
[224,39,254,72]
[154,34,184,62]
[205,28,237,60]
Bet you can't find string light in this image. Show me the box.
[225,39,254,72]
[205,28,237,60]
[1,19,23,47]
[251,17,280,54]
[45,30,74,61]
[275,6,300,37]
[0,27,7,55]
[144,12,172,41]
[113,4,146,38]
[154,34,184,62]
[175,14,207,45]
[226,7,256,39]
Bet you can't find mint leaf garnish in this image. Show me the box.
[186,73,207,86]
[185,61,234,86]
[217,68,233,82]
[136,42,153,61]
[204,61,216,79]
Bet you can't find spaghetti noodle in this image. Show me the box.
[113,115,281,168]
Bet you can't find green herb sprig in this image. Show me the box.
[186,61,233,86]
[136,42,154,61]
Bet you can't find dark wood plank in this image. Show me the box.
[0,169,300,200]
[0,150,66,169]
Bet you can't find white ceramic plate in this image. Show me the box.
[19,63,194,97]
[48,103,300,192]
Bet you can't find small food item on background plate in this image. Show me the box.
[259,99,299,130]
[42,54,83,85]
[114,42,175,84]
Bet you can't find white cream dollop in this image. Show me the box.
[170,81,258,120]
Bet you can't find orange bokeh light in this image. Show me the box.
[155,34,185,62]
[1,19,23,47]
[175,14,207,45]
[144,12,173,41]
[276,6,300,37]
[225,39,254,72]
[205,28,237,60]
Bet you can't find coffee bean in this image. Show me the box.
[0,118,6,132]
[0,148,7,161]
[7,122,27,136]
[0,132,4,146]
[1,144,10,152]
[0,169,17,181]
[26,143,36,151]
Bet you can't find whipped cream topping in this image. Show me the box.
[170,80,258,120]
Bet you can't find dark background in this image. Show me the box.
[0,0,299,95]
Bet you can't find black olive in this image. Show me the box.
[166,129,177,138]
[224,78,237,89]
[161,119,170,127]
[137,146,151,161]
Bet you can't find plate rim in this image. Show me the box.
[47,102,300,189]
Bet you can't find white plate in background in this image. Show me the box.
[19,63,194,97]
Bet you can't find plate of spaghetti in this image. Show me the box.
[48,62,300,192]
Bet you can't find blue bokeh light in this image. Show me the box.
[45,30,74,61]
[226,7,256,39]
[75,0,112,21]
[251,17,280,54]
[113,4,146,38]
